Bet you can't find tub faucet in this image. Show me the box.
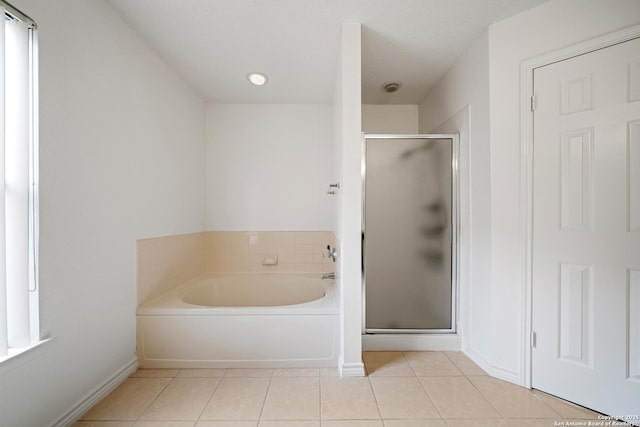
[322,272,335,280]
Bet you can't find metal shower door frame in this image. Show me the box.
[362,133,460,334]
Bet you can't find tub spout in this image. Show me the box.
[322,272,335,280]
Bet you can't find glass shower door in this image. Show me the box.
[363,135,457,333]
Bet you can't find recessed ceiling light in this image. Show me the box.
[247,72,268,86]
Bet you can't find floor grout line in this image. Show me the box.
[366,375,385,421]
[78,353,608,426]
[194,374,223,423]
[256,372,274,422]
[134,374,174,424]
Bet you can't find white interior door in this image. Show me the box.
[532,37,640,421]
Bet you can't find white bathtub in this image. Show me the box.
[136,273,339,368]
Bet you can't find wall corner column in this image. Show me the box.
[336,22,364,377]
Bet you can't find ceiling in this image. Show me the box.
[106,0,547,104]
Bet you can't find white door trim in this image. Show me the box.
[520,24,640,389]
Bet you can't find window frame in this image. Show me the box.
[0,0,47,374]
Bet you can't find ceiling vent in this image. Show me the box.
[382,82,401,93]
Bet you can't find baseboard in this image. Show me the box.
[362,333,461,351]
[464,347,493,374]
[49,356,137,427]
[465,347,521,386]
[487,363,520,385]
[339,360,365,377]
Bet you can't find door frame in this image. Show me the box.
[361,133,460,335]
[520,24,640,388]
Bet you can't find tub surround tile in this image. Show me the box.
[320,377,380,420]
[140,378,221,421]
[81,378,171,421]
[205,231,335,273]
[294,232,314,245]
[369,377,440,419]
[261,377,320,420]
[200,377,270,421]
[137,230,336,310]
[137,232,206,305]
[418,376,500,419]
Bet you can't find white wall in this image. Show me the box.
[1,0,206,425]
[418,33,492,371]
[205,104,333,231]
[418,0,640,386]
[362,104,418,134]
[488,0,640,383]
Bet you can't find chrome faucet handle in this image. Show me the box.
[326,245,338,262]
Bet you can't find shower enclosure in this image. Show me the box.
[363,134,458,333]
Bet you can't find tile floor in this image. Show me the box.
[74,351,603,427]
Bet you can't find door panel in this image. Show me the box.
[532,37,640,420]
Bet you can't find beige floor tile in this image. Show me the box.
[506,420,559,427]
[445,420,508,427]
[382,420,446,427]
[134,422,195,427]
[403,352,462,377]
[225,369,273,378]
[131,369,181,378]
[196,422,257,427]
[531,390,601,419]
[363,352,414,377]
[418,377,500,419]
[200,377,270,420]
[258,422,320,427]
[73,422,134,427]
[468,377,559,419]
[81,378,171,420]
[177,369,227,378]
[369,377,440,419]
[261,377,320,420]
[272,368,319,377]
[444,352,487,376]
[321,422,384,427]
[196,422,258,427]
[320,377,380,420]
[140,378,221,421]
[319,368,339,377]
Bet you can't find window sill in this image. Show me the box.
[0,338,52,376]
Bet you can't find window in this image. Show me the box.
[0,0,39,362]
